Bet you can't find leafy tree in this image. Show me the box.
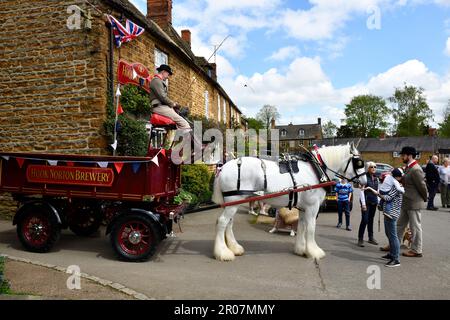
[245,117,265,131]
[337,125,358,138]
[256,105,281,129]
[322,120,338,138]
[438,100,450,138]
[344,95,390,138]
[389,85,434,137]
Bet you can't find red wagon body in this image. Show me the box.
[0,123,186,262]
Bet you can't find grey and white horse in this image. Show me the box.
[212,143,367,261]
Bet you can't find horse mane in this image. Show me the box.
[317,144,351,171]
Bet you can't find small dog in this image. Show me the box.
[402,228,413,248]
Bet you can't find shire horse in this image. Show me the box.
[212,143,367,261]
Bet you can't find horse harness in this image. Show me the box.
[221,149,332,210]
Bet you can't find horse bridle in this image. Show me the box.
[319,152,366,183]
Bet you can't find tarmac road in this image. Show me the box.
[0,199,449,300]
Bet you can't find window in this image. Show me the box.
[204,90,209,119]
[299,129,305,137]
[217,94,221,122]
[154,48,168,71]
[223,99,226,123]
[281,129,287,137]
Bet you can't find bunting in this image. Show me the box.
[16,158,25,169]
[132,162,141,173]
[97,162,109,168]
[114,162,124,174]
[47,160,58,166]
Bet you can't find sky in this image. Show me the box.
[129,0,450,126]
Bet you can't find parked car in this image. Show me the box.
[375,163,393,178]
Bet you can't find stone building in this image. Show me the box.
[275,119,323,153]
[312,137,450,167]
[0,0,244,155]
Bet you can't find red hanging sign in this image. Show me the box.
[117,59,152,93]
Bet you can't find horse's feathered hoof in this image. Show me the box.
[306,248,326,260]
[229,244,245,256]
[214,248,236,261]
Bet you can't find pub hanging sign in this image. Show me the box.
[117,59,152,93]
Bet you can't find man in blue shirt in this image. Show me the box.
[335,178,353,231]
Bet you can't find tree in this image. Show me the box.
[438,100,450,138]
[389,85,434,137]
[245,117,265,131]
[344,95,390,138]
[337,125,358,138]
[256,105,281,129]
[322,120,338,138]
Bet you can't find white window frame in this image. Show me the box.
[204,90,209,119]
[281,129,287,137]
[223,99,227,123]
[217,94,221,122]
[299,129,305,137]
[154,48,168,71]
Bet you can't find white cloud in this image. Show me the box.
[266,46,301,61]
[221,58,450,125]
[445,37,450,56]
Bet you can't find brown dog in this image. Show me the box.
[402,228,413,248]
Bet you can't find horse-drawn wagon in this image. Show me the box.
[0,114,186,262]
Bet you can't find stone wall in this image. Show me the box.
[0,0,108,155]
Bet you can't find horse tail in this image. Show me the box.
[212,174,224,205]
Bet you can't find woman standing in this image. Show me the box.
[378,168,405,267]
[357,162,379,247]
[439,158,450,209]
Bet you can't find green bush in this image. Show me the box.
[0,256,11,295]
[103,85,151,156]
[181,164,213,203]
[173,189,197,205]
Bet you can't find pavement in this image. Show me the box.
[0,198,449,300]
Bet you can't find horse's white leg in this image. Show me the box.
[225,217,244,256]
[294,214,307,256]
[302,201,326,260]
[214,206,238,261]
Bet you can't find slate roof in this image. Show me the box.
[276,123,323,141]
[311,137,450,153]
[105,0,243,114]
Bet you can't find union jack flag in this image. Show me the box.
[107,15,145,48]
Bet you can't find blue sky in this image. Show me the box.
[130,0,450,126]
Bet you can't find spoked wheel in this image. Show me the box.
[16,205,60,253]
[110,213,160,262]
[68,201,103,237]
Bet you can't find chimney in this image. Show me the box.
[429,128,437,137]
[318,117,322,125]
[147,0,172,28]
[181,29,191,47]
[209,63,217,81]
[379,131,386,139]
[271,118,276,129]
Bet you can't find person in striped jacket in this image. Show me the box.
[378,168,405,267]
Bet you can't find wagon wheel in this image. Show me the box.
[16,204,61,253]
[68,201,103,237]
[110,213,160,262]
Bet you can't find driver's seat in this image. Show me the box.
[150,113,177,129]
[148,113,177,151]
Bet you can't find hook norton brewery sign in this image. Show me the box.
[117,59,153,93]
[26,165,114,187]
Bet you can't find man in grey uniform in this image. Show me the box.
[149,64,191,130]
